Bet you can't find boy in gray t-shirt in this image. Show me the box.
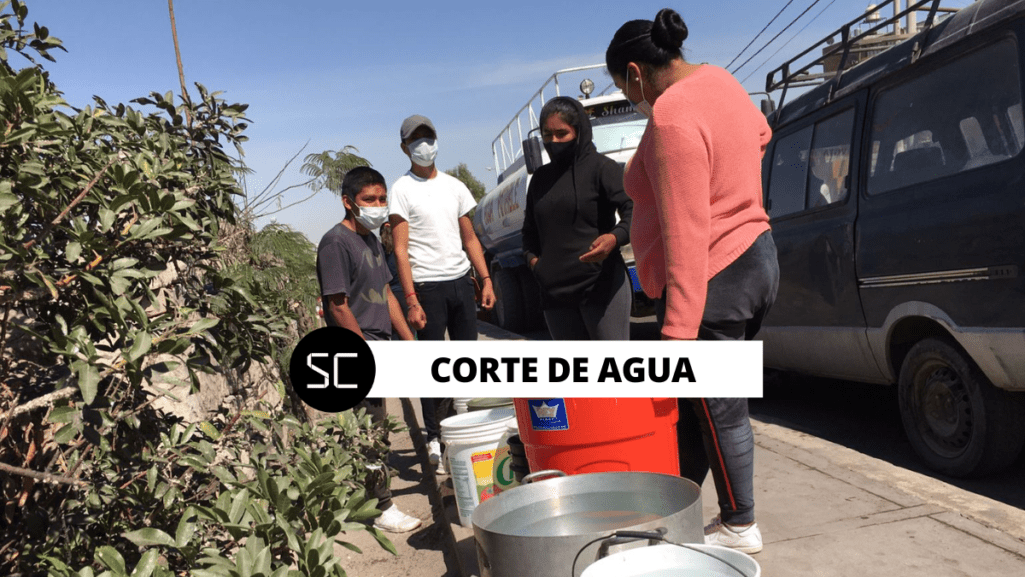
[315,167,420,533]
[316,167,413,341]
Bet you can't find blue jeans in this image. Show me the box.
[656,231,778,525]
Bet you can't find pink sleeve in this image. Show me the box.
[645,119,711,339]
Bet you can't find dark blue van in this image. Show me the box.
[759,0,1025,476]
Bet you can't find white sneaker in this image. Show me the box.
[704,515,763,554]
[435,454,447,476]
[373,505,422,533]
[427,439,442,465]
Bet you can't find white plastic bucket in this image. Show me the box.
[440,408,516,527]
[581,543,760,577]
[453,397,473,414]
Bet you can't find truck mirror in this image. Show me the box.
[761,98,776,116]
[523,137,544,174]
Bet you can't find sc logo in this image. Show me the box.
[289,327,375,412]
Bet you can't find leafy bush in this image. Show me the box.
[0,2,394,575]
[35,408,400,577]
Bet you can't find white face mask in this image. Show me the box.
[626,66,654,119]
[407,137,438,167]
[354,205,389,231]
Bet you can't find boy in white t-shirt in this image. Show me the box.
[389,115,495,469]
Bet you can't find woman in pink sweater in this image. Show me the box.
[606,8,779,555]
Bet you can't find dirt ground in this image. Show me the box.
[332,398,459,577]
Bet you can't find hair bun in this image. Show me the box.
[651,8,688,50]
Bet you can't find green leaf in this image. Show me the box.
[334,540,362,554]
[123,527,176,548]
[187,317,220,335]
[110,275,131,296]
[111,257,140,270]
[73,361,100,405]
[199,421,221,441]
[369,526,398,556]
[175,510,197,548]
[96,545,126,575]
[126,331,152,362]
[228,488,249,524]
[129,549,159,577]
[49,405,78,423]
[54,423,78,444]
[66,241,82,262]
[98,208,116,233]
[146,465,158,492]
[130,217,162,240]
[0,191,19,212]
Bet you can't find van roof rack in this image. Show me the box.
[765,0,956,113]
[491,64,611,180]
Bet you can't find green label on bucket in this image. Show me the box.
[528,399,569,431]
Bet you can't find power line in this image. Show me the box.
[740,0,839,86]
[731,0,825,76]
[726,0,798,71]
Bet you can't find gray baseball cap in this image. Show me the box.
[400,114,436,142]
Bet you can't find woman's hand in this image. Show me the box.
[529,256,539,270]
[579,233,617,263]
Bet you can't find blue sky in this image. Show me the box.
[19,0,976,243]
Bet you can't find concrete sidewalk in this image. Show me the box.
[396,399,1025,576]
[379,319,1025,575]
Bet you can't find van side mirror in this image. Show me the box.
[761,98,776,116]
[523,137,544,174]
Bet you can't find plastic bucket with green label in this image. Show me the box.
[440,408,517,527]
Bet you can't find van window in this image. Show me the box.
[808,109,854,208]
[768,126,813,218]
[767,109,854,218]
[868,39,1024,195]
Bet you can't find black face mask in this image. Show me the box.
[544,139,576,165]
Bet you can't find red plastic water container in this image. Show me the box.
[513,398,680,476]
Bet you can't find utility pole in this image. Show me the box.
[167,0,191,125]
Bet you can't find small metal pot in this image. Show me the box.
[471,470,703,577]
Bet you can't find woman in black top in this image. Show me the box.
[522,96,634,340]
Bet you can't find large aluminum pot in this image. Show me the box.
[471,471,703,577]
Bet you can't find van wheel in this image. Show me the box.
[491,267,525,333]
[898,338,1025,477]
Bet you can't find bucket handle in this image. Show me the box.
[571,530,666,577]
[521,469,567,484]
[596,530,667,560]
[570,529,752,577]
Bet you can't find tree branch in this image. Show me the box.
[22,158,116,251]
[0,461,89,488]
[0,387,76,421]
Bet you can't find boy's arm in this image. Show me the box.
[458,215,494,310]
[325,293,364,338]
[389,215,427,329]
[386,286,414,340]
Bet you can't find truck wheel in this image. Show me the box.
[898,338,1025,477]
[517,267,545,330]
[491,267,525,333]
